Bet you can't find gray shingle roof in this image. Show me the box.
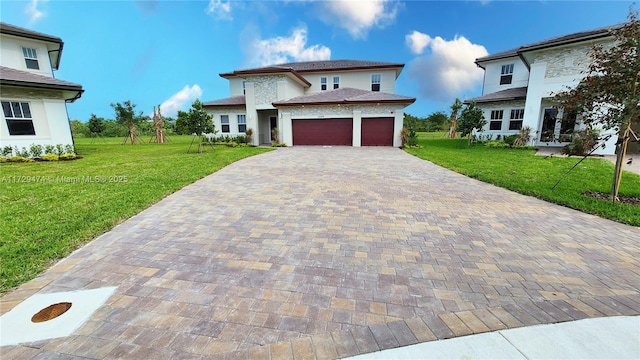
[0,66,83,92]
[272,87,415,106]
[464,87,527,104]
[202,95,246,107]
[0,22,62,44]
[220,59,404,78]
[476,23,622,64]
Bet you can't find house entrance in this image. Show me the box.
[270,116,277,141]
[540,108,577,143]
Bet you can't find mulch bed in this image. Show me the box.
[583,191,640,206]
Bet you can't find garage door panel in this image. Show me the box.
[292,119,353,146]
[361,117,394,146]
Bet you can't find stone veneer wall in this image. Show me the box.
[286,104,403,118]
[535,41,610,79]
[252,75,285,106]
[1,87,63,99]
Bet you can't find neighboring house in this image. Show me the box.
[0,23,83,151]
[467,24,634,155]
[203,60,415,147]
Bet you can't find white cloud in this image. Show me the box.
[26,0,46,24]
[406,31,432,55]
[406,34,488,102]
[206,0,232,20]
[249,26,331,66]
[318,0,400,39]
[160,85,203,118]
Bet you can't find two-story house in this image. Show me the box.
[203,60,416,147]
[467,24,630,155]
[0,23,83,151]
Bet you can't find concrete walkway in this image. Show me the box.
[1,147,639,359]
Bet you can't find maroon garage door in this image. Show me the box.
[361,117,394,146]
[292,118,353,145]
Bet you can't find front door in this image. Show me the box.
[270,116,278,142]
[539,108,558,142]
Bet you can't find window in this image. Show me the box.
[22,47,39,70]
[489,110,503,131]
[509,108,524,130]
[237,114,246,133]
[559,110,577,142]
[242,81,246,95]
[221,115,230,133]
[371,74,381,91]
[2,101,35,135]
[320,77,327,91]
[333,76,340,89]
[500,64,514,85]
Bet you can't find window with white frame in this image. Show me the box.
[220,115,230,133]
[320,76,327,91]
[237,114,246,133]
[22,47,39,70]
[489,110,503,131]
[333,76,340,89]
[509,108,524,130]
[371,74,381,91]
[500,64,514,85]
[2,101,35,135]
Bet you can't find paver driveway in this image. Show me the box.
[2,147,639,359]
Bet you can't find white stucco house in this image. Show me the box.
[0,23,83,150]
[467,24,634,155]
[203,60,416,147]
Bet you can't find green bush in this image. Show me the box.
[485,141,510,148]
[29,144,43,158]
[504,134,517,146]
[225,141,238,148]
[562,128,600,155]
[59,153,77,160]
[41,154,59,161]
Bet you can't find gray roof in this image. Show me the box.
[476,23,622,65]
[464,87,527,104]
[202,96,246,107]
[0,22,64,69]
[0,66,83,101]
[272,87,415,106]
[220,59,404,78]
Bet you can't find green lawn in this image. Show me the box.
[0,136,272,293]
[406,138,640,226]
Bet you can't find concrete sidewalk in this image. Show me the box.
[349,316,640,360]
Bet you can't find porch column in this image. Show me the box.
[352,110,362,147]
[281,112,292,146]
[244,82,259,146]
[393,109,404,147]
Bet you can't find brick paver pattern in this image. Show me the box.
[2,147,639,359]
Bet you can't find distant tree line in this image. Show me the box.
[403,112,449,132]
[69,106,208,138]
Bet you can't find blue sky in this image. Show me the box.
[1,0,634,120]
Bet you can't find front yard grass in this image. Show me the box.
[406,138,640,226]
[0,136,272,293]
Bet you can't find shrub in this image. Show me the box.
[29,144,43,158]
[41,154,59,161]
[504,134,517,146]
[271,142,287,147]
[64,144,75,154]
[56,144,64,155]
[235,135,246,144]
[18,147,29,158]
[60,153,76,160]
[245,128,253,144]
[225,141,238,148]
[513,126,533,147]
[9,156,24,162]
[44,145,56,155]
[2,146,12,156]
[0,157,6,163]
[484,141,510,148]
[400,127,410,147]
[561,128,600,155]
